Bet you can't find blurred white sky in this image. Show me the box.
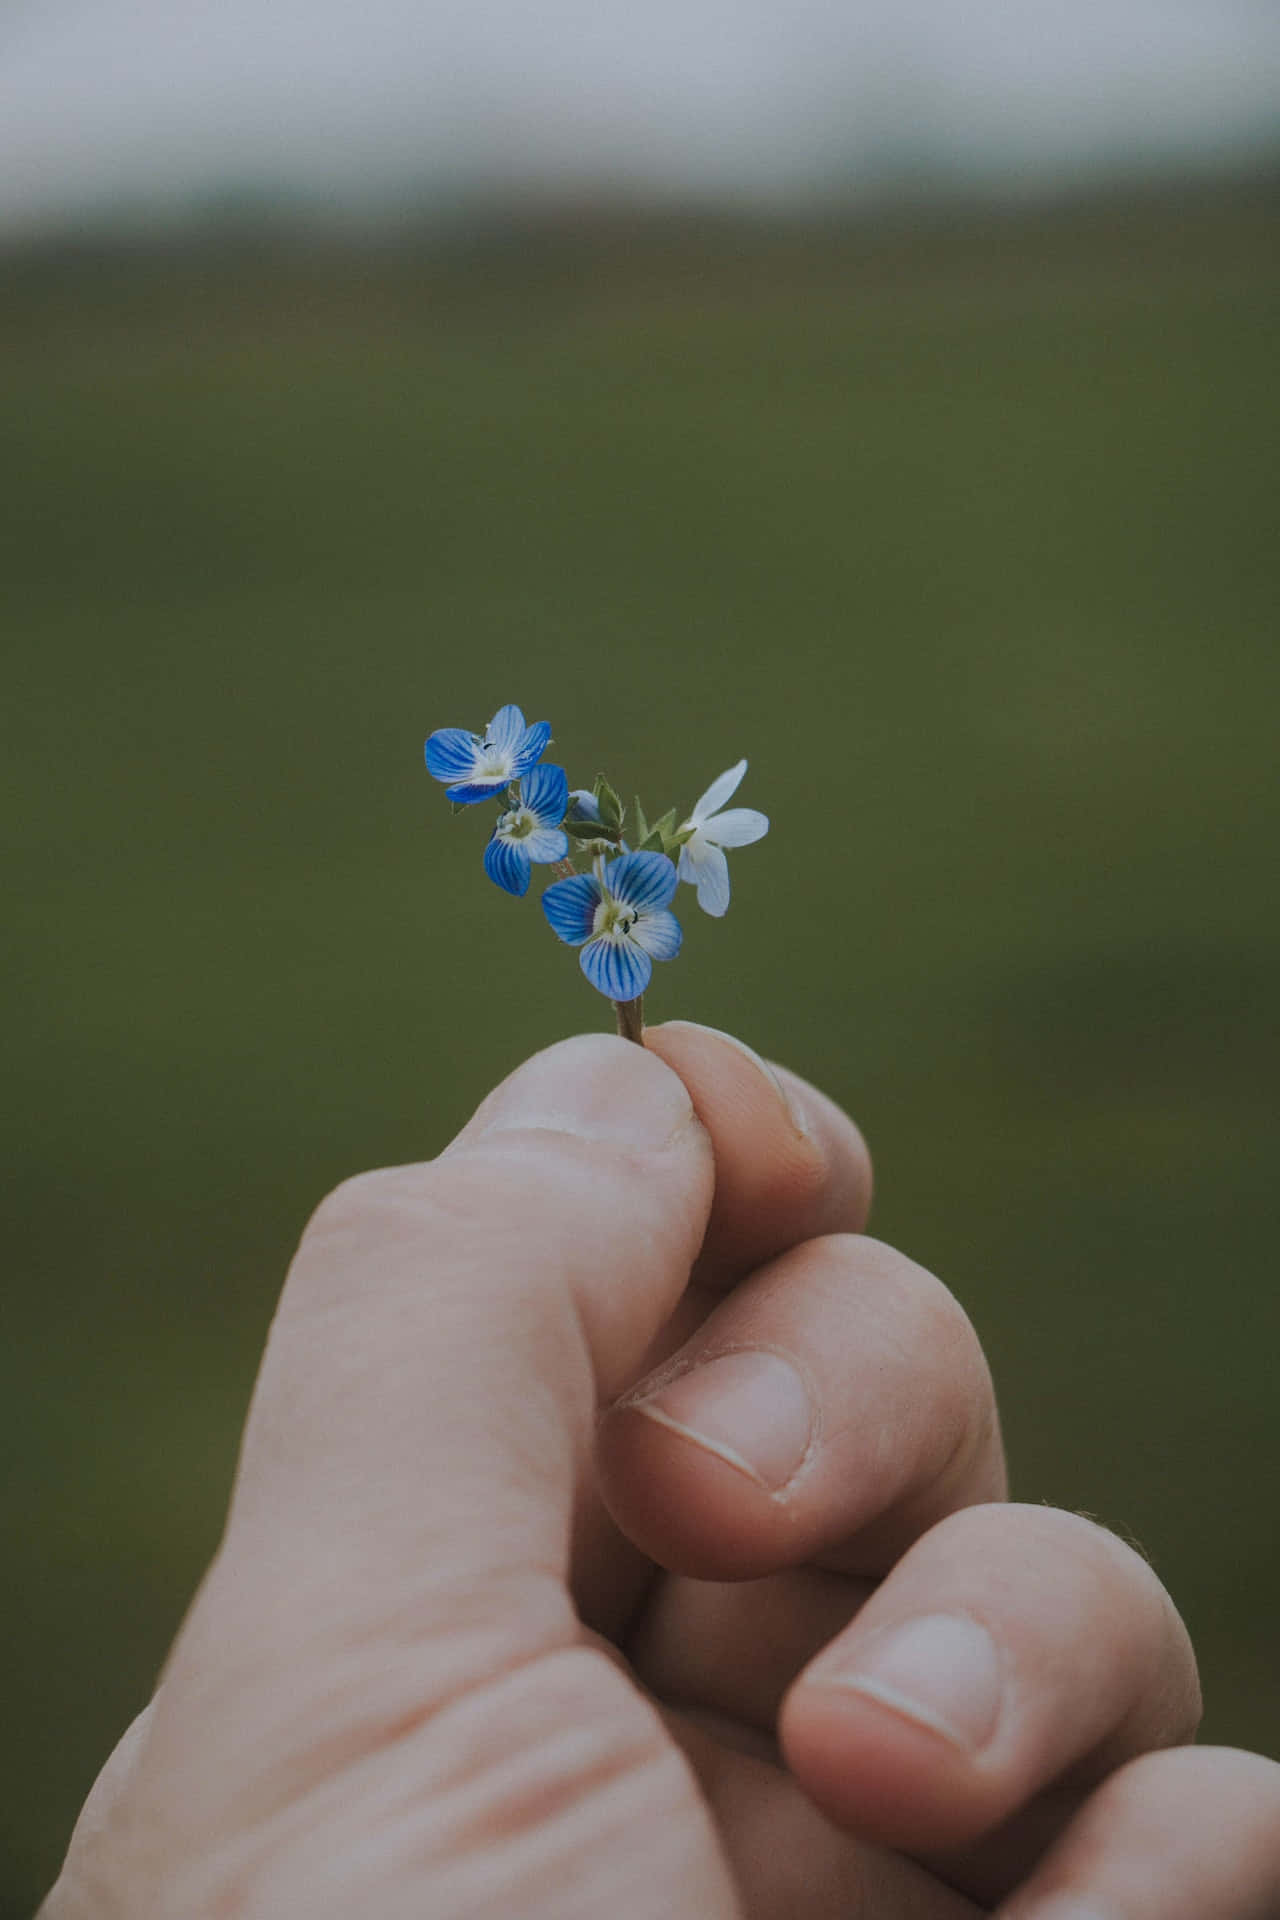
[1,0,1277,234]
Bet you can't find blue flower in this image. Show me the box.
[424,704,552,805]
[483,763,570,896]
[542,850,682,1001]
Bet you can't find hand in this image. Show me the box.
[43,1027,1280,1917]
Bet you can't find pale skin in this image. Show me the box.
[43,1025,1280,1918]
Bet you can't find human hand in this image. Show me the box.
[43,1028,1280,1917]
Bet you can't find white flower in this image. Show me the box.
[676,759,769,917]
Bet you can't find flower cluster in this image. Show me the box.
[424,703,768,1026]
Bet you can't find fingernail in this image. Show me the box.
[664,1021,811,1137]
[627,1349,815,1491]
[810,1613,1003,1752]
[466,1034,694,1152]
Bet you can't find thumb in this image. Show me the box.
[153,1034,714,1771]
[47,1039,741,1916]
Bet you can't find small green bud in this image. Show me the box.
[593,774,624,832]
[566,817,621,843]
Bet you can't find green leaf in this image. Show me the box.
[669,824,697,849]
[637,827,665,853]
[644,802,675,848]
[633,797,650,844]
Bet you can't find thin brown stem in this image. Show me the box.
[613,996,645,1044]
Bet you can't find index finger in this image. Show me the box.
[643,1022,873,1290]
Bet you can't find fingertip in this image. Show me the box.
[993,1747,1280,1920]
[599,1345,820,1580]
[643,1025,820,1194]
[780,1644,1004,1853]
[647,1022,813,1138]
[781,1597,1013,1851]
[779,1502,1203,1862]
[455,1031,703,1156]
[643,1022,871,1282]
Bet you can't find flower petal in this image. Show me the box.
[483,835,532,896]
[512,720,552,776]
[485,704,526,755]
[630,907,682,962]
[567,789,601,823]
[541,873,601,946]
[702,806,769,849]
[676,833,712,879]
[424,727,480,783]
[446,777,508,805]
[580,934,652,1001]
[522,825,569,864]
[683,840,731,916]
[605,849,679,912]
[689,758,747,825]
[520,761,569,826]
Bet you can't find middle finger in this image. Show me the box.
[597,1232,1006,1583]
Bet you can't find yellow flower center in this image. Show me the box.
[595,898,638,939]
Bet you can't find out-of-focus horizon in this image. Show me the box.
[2,0,1278,240]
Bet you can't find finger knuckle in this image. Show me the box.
[1049,1510,1195,1672]
[842,1235,981,1356]
[873,1243,993,1429]
[302,1164,423,1252]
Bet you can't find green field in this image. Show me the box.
[4,187,1279,1912]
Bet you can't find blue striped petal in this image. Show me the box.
[486,704,525,754]
[483,836,531,896]
[424,727,480,783]
[604,849,678,912]
[512,719,552,776]
[631,907,682,962]
[521,761,568,826]
[446,777,508,805]
[580,934,652,1001]
[542,873,601,946]
[523,825,569,863]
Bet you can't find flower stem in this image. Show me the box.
[613,996,645,1045]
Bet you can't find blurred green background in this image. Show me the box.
[4,184,1279,1912]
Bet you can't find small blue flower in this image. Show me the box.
[483,763,570,897]
[542,849,682,1001]
[424,703,552,805]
